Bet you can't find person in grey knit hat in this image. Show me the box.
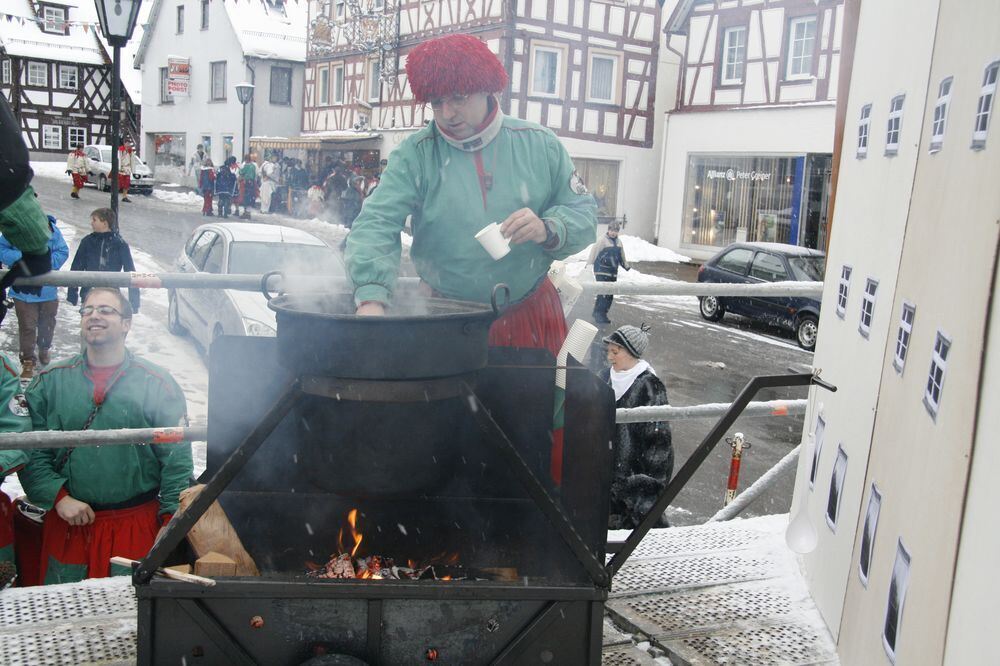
[599,323,674,530]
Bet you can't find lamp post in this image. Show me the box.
[235,83,254,163]
[93,0,143,221]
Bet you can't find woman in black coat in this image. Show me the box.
[66,207,140,312]
[599,324,674,530]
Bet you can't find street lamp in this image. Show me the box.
[93,0,143,220]
[235,83,254,162]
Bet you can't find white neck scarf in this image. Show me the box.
[609,360,654,401]
[436,98,505,152]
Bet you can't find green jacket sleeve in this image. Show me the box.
[538,135,598,259]
[149,376,191,516]
[0,358,29,474]
[0,187,53,255]
[20,376,66,509]
[344,146,418,305]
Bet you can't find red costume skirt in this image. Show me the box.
[118,174,131,192]
[38,499,160,584]
[71,173,86,189]
[0,493,14,567]
[488,278,567,358]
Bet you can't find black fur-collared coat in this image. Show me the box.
[600,368,674,530]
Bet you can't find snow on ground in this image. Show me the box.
[567,234,691,264]
[151,189,202,206]
[29,161,72,180]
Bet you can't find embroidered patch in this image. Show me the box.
[569,171,589,195]
[8,393,28,418]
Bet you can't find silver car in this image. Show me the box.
[83,144,155,194]
[168,222,344,351]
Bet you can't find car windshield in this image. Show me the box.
[227,241,342,276]
[788,256,826,281]
[99,148,112,163]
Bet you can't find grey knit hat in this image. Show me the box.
[602,323,651,359]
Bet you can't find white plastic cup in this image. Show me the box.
[548,261,584,315]
[475,222,511,260]
[556,319,599,389]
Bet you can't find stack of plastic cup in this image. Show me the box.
[548,260,584,316]
[556,319,599,389]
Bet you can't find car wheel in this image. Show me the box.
[699,296,725,322]
[797,315,819,351]
[167,291,186,335]
[98,174,107,192]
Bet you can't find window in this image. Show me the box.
[929,77,952,152]
[588,52,618,103]
[203,238,225,274]
[368,59,381,102]
[210,61,226,101]
[717,247,754,275]
[972,60,998,149]
[749,252,788,282]
[883,540,912,663]
[318,67,330,105]
[836,265,851,317]
[885,94,905,155]
[334,0,345,19]
[530,45,562,96]
[2,60,10,85]
[786,16,817,80]
[857,104,872,158]
[721,26,747,85]
[859,484,882,587]
[574,157,620,220]
[270,66,292,105]
[825,444,847,531]
[924,331,951,419]
[188,231,220,270]
[42,124,61,150]
[859,278,878,338]
[332,64,344,104]
[808,413,825,488]
[893,303,916,373]
[27,62,47,87]
[42,6,66,34]
[223,135,234,160]
[58,65,78,90]
[201,0,210,29]
[159,67,173,104]
[177,5,185,33]
[68,126,86,149]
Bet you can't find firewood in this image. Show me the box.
[166,564,192,575]
[194,552,237,577]
[178,485,260,576]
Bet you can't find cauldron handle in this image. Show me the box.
[260,270,284,301]
[491,283,510,317]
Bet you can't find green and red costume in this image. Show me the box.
[21,350,191,584]
[0,354,32,580]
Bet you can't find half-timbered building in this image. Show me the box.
[296,0,676,238]
[656,0,843,259]
[0,0,141,155]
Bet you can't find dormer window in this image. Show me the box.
[42,6,67,35]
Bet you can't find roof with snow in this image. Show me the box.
[0,0,106,66]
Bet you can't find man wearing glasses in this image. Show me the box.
[346,34,597,356]
[18,288,192,584]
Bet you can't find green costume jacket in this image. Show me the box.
[21,351,191,517]
[346,114,597,306]
[0,354,31,476]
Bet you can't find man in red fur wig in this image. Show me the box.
[345,34,597,357]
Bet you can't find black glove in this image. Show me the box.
[66,170,72,175]
[0,249,51,296]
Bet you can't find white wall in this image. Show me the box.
[655,103,836,260]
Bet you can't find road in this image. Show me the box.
[9,172,815,526]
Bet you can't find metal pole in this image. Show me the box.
[616,398,807,423]
[240,101,247,163]
[0,425,207,451]
[710,444,801,522]
[724,432,748,506]
[110,44,121,218]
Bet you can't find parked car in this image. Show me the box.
[697,242,825,350]
[168,223,344,352]
[83,144,155,194]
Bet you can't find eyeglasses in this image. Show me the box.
[79,305,123,317]
[429,94,471,110]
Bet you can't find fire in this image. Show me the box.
[347,509,363,557]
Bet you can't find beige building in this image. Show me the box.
[789,0,1000,662]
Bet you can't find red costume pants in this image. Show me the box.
[118,174,131,194]
[71,173,86,192]
[202,192,214,214]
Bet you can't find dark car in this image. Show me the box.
[697,242,825,350]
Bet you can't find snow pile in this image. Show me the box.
[567,234,691,264]
[30,161,73,181]
[152,189,202,206]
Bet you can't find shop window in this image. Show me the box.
[721,26,747,85]
[883,540,912,663]
[893,302,916,373]
[177,5,185,34]
[58,65,78,90]
[587,51,619,103]
[27,62,47,87]
[808,413,825,488]
[885,94,905,156]
[152,133,187,170]
[924,331,951,420]
[223,135,234,161]
[856,104,872,158]
[573,158,619,222]
[42,6,67,34]
[786,16,816,80]
[201,0,210,29]
[530,44,563,97]
[858,483,881,587]
[2,60,9,85]
[318,67,330,105]
[825,444,847,531]
[42,124,61,150]
[929,77,952,152]
[211,61,227,101]
[836,265,851,317]
[332,64,344,104]
[859,278,878,338]
[972,60,998,150]
[270,66,292,105]
[368,58,381,102]
[681,154,804,248]
[68,126,86,149]
[159,67,173,104]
